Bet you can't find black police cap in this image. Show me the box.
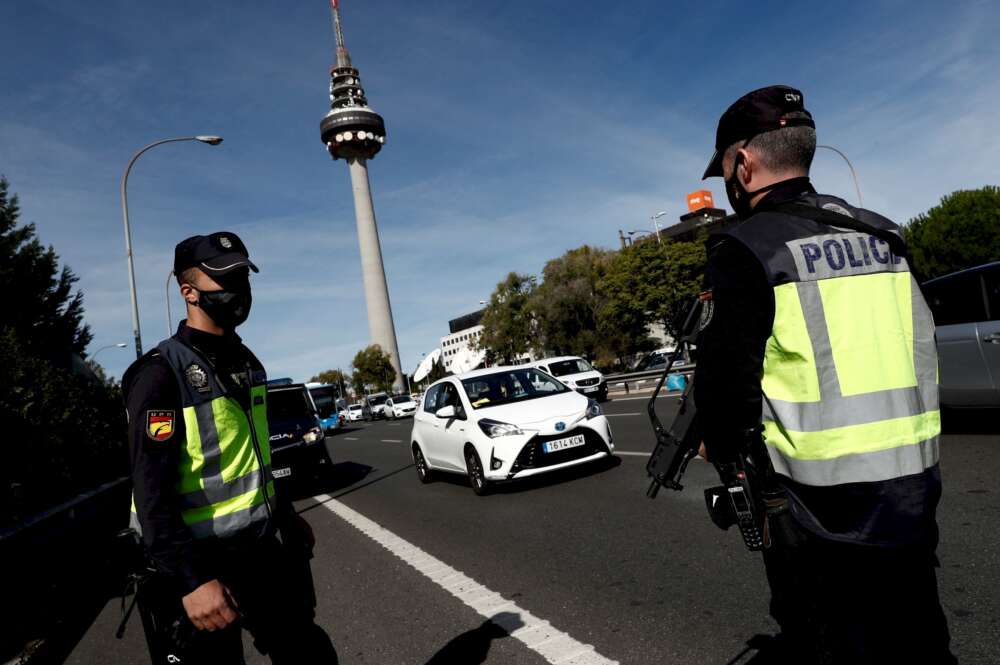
[703,85,815,179]
[174,231,259,277]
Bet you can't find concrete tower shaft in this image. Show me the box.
[320,0,404,392]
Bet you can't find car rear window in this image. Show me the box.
[267,388,314,421]
[923,272,987,326]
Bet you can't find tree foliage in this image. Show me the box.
[309,368,349,388]
[531,246,611,360]
[903,186,1000,281]
[601,237,706,344]
[0,177,125,526]
[351,344,397,394]
[475,272,538,364]
[0,177,92,361]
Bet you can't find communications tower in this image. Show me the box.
[320,0,403,391]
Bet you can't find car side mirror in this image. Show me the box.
[435,405,457,419]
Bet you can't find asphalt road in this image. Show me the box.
[67,397,999,664]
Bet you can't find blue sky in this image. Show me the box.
[2,0,998,382]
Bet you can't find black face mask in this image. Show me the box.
[725,154,786,220]
[195,286,252,330]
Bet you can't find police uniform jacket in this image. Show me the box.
[694,177,942,551]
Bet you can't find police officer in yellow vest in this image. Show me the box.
[123,232,337,664]
[694,87,955,663]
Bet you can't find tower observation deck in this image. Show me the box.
[320,0,386,160]
[319,0,404,392]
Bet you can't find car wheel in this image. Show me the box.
[413,444,433,484]
[465,447,490,496]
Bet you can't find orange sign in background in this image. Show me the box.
[687,190,714,212]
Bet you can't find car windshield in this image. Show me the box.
[368,394,388,406]
[462,368,570,409]
[349,405,362,412]
[546,359,594,377]
[391,393,413,404]
[267,388,314,421]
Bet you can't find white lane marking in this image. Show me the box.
[344,437,359,440]
[604,413,641,417]
[381,439,402,443]
[314,495,619,665]
[616,451,651,457]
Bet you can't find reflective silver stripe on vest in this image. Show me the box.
[764,385,939,432]
[193,400,226,495]
[796,281,841,400]
[766,436,939,487]
[764,277,939,433]
[187,501,271,539]
[179,466,272,510]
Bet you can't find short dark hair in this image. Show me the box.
[175,267,200,286]
[724,112,816,175]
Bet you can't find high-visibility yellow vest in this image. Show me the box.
[131,338,275,539]
[726,199,940,488]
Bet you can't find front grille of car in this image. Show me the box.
[510,427,608,473]
[576,377,600,387]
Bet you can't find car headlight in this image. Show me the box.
[302,426,323,443]
[586,399,602,419]
[477,418,525,438]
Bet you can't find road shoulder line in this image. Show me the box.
[313,493,619,665]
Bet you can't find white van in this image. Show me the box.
[531,356,608,402]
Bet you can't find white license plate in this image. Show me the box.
[582,386,598,393]
[273,467,292,478]
[543,434,586,453]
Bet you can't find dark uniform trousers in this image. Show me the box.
[147,534,337,665]
[762,512,956,665]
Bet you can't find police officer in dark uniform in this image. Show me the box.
[694,87,955,663]
[123,232,337,664]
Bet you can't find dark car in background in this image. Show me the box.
[266,382,329,479]
[922,262,1000,408]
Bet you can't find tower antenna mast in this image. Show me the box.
[319,0,403,391]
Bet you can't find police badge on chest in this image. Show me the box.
[185,363,211,393]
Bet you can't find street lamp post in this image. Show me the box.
[121,135,223,359]
[817,144,863,207]
[91,342,128,364]
[651,211,668,244]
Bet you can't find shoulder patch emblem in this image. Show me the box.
[185,363,210,393]
[146,410,175,442]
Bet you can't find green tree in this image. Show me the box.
[601,236,707,345]
[351,344,397,394]
[476,272,538,364]
[0,177,125,525]
[0,177,92,361]
[309,368,349,388]
[903,186,1000,280]
[531,246,612,360]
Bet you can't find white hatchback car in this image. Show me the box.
[346,403,365,422]
[385,393,418,419]
[410,367,614,494]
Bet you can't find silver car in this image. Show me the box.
[922,261,1000,407]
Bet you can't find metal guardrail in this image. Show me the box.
[1,476,132,664]
[604,364,695,394]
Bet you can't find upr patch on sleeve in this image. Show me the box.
[146,410,175,442]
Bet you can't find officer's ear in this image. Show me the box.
[735,148,753,186]
[180,282,199,306]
